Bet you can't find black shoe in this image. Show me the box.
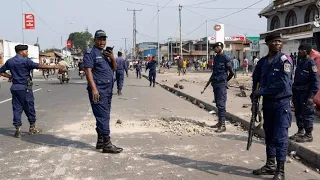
[118,89,122,96]
[215,122,226,133]
[253,158,276,175]
[296,133,313,143]
[289,129,304,140]
[210,122,220,128]
[139,76,141,79]
[29,125,42,135]
[96,135,103,150]
[153,83,155,87]
[102,136,123,154]
[14,126,22,138]
[272,162,285,180]
[150,82,152,87]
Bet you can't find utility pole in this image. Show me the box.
[61,36,63,54]
[157,0,160,69]
[167,38,171,62]
[122,37,129,59]
[206,20,209,65]
[127,8,142,61]
[179,5,183,60]
[21,0,25,44]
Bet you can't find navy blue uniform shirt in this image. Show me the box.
[252,52,293,100]
[82,46,114,90]
[293,57,319,99]
[116,57,128,72]
[0,55,39,90]
[146,60,157,71]
[211,53,232,83]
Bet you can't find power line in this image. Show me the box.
[184,0,217,7]
[208,0,264,22]
[184,7,261,32]
[183,21,206,37]
[188,7,263,10]
[24,0,62,35]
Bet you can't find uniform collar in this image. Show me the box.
[16,54,26,59]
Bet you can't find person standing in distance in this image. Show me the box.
[251,33,292,180]
[146,56,158,87]
[0,45,64,138]
[135,60,142,79]
[115,51,128,96]
[290,44,319,143]
[82,30,123,154]
[208,42,234,133]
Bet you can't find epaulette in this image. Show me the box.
[86,48,93,54]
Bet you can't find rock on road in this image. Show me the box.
[0,70,319,180]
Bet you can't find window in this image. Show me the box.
[270,16,280,30]
[285,10,297,27]
[305,5,319,23]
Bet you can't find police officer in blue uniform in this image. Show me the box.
[209,42,234,133]
[136,60,142,79]
[0,45,64,138]
[252,33,292,180]
[289,44,319,143]
[115,51,128,96]
[146,56,158,87]
[82,30,123,154]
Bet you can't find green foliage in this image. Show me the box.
[68,31,94,55]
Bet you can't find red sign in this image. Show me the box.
[67,40,72,48]
[24,14,35,29]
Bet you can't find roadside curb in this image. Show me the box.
[143,74,320,169]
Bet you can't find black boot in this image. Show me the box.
[29,124,42,135]
[118,89,122,96]
[102,136,123,154]
[273,162,285,180]
[253,158,276,175]
[14,126,22,138]
[96,135,104,150]
[296,132,313,143]
[210,122,220,128]
[149,82,152,87]
[289,128,304,140]
[215,121,226,133]
[153,83,155,87]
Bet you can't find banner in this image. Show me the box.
[24,14,35,29]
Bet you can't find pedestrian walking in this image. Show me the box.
[177,57,183,76]
[203,42,234,133]
[251,33,292,180]
[115,51,128,96]
[290,44,319,143]
[82,29,123,154]
[243,57,249,75]
[232,57,239,79]
[0,44,64,138]
[136,60,142,79]
[146,56,157,87]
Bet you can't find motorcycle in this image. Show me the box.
[43,69,49,81]
[57,71,69,84]
[79,70,85,79]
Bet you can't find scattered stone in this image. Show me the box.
[179,85,184,89]
[47,90,51,92]
[174,83,179,88]
[199,103,205,109]
[35,84,39,86]
[294,156,300,160]
[242,104,249,108]
[304,169,309,173]
[192,100,197,104]
[286,158,292,163]
[289,151,296,157]
[209,110,216,114]
[316,168,319,173]
[116,119,122,124]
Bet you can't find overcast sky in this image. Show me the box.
[0,0,271,51]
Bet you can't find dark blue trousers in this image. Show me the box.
[213,82,227,122]
[116,70,124,90]
[88,86,112,136]
[293,90,314,132]
[136,69,141,78]
[149,70,156,83]
[11,90,36,127]
[263,98,291,163]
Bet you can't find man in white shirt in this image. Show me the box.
[252,56,259,73]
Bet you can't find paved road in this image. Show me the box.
[0,70,319,180]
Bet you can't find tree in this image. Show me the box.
[68,31,94,55]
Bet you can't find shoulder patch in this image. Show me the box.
[86,48,93,54]
[284,62,291,73]
[312,65,318,73]
[281,55,288,62]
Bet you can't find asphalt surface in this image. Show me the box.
[0,70,319,180]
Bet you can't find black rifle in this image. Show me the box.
[247,83,262,151]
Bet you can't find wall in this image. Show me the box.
[267,4,312,31]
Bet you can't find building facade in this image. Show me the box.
[259,0,320,56]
